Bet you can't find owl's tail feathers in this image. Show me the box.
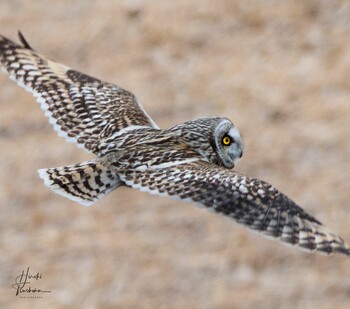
[38,160,121,206]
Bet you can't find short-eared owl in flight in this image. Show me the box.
[0,32,349,256]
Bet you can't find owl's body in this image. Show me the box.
[1,32,349,256]
[97,117,239,167]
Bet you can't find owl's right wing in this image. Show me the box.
[119,161,350,256]
[0,32,158,154]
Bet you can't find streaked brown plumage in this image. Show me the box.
[0,32,349,256]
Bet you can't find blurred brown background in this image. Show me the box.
[0,1,350,308]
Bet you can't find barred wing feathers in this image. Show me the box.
[119,161,350,256]
[0,33,158,153]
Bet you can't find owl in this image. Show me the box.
[0,32,349,256]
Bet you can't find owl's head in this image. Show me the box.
[212,118,243,168]
[172,117,243,168]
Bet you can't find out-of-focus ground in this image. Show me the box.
[0,1,350,308]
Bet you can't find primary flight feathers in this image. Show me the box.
[0,32,349,256]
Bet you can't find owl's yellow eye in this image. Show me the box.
[222,136,232,145]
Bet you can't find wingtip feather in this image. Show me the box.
[17,30,33,50]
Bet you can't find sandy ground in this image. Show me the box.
[0,1,350,308]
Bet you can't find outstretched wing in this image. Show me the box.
[0,32,158,153]
[118,161,350,256]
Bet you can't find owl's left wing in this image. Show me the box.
[0,32,158,153]
[119,161,350,256]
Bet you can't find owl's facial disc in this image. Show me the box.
[215,119,244,168]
